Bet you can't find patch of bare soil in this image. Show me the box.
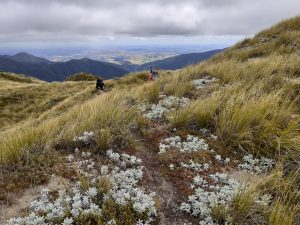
[136,125,198,225]
[0,176,69,225]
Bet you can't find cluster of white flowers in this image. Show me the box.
[159,135,209,154]
[255,194,272,206]
[180,160,210,172]
[193,77,218,90]
[8,149,156,225]
[139,95,190,120]
[109,167,156,216]
[105,150,156,222]
[214,155,231,165]
[66,150,97,182]
[8,185,101,225]
[107,150,142,167]
[8,213,47,225]
[180,173,241,225]
[72,131,94,144]
[238,154,274,174]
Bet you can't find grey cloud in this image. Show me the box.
[0,0,299,43]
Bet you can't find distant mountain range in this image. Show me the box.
[0,52,128,82]
[121,49,224,72]
[0,50,223,82]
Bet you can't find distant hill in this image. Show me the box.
[0,49,222,82]
[32,58,128,81]
[0,54,128,82]
[121,49,224,72]
[1,52,53,64]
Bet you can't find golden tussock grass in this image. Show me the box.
[0,89,137,163]
[0,81,94,131]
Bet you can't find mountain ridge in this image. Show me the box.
[0,55,128,82]
[0,49,223,82]
[120,49,223,72]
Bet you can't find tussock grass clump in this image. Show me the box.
[228,191,266,224]
[0,122,57,163]
[136,81,160,103]
[212,191,265,225]
[170,93,220,128]
[56,91,136,144]
[215,90,299,155]
[212,189,299,225]
[111,72,149,88]
[268,199,299,225]
[161,71,195,97]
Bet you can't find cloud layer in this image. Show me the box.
[0,0,299,43]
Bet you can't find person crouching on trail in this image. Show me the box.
[96,79,105,91]
[149,66,159,81]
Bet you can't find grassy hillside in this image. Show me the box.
[0,81,96,131]
[1,17,300,225]
[0,72,44,90]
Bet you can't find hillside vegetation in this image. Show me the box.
[0,72,44,90]
[0,73,97,132]
[1,17,300,225]
[65,72,101,81]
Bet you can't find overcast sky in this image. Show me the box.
[0,0,299,47]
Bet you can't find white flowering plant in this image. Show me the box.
[8,149,156,225]
[192,77,218,90]
[73,131,95,145]
[159,135,209,154]
[180,160,210,172]
[238,154,274,174]
[180,173,242,225]
[139,95,190,121]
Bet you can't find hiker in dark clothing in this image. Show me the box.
[149,66,159,81]
[96,79,105,91]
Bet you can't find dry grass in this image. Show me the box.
[169,92,220,128]
[268,200,299,225]
[0,81,94,131]
[0,88,138,163]
[161,71,195,97]
[136,81,160,103]
[0,72,44,84]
